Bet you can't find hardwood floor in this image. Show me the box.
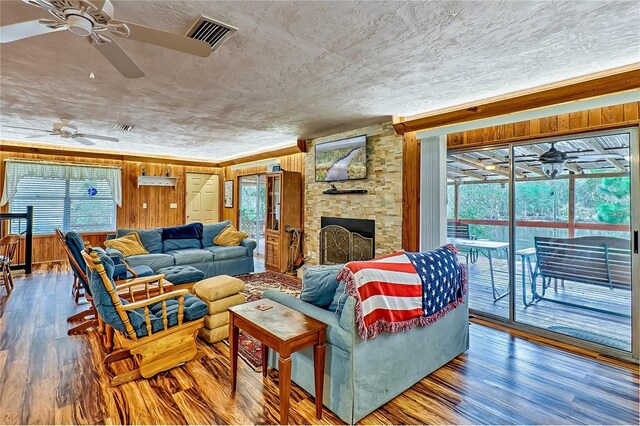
[0,264,638,425]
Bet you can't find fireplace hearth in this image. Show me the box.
[319,217,375,264]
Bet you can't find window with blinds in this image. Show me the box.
[10,174,117,235]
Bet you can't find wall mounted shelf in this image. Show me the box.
[322,185,368,195]
[137,176,178,189]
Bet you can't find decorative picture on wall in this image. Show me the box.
[224,180,234,208]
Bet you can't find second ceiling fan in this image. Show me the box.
[4,119,118,145]
[0,0,212,78]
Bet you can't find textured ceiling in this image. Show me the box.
[1,0,639,161]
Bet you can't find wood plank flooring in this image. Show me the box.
[0,264,638,425]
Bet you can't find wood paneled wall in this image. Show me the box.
[0,150,222,263]
[447,102,640,148]
[220,153,305,227]
[401,101,640,250]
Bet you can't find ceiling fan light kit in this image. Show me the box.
[0,0,214,78]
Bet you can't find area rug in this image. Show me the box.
[229,271,302,370]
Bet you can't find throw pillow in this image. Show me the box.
[104,232,149,257]
[328,279,348,314]
[214,225,248,246]
[300,265,343,309]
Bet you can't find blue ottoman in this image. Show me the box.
[156,265,205,286]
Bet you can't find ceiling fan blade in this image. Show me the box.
[73,137,95,146]
[1,125,51,132]
[108,19,211,57]
[24,133,54,139]
[75,133,119,142]
[88,36,145,79]
[0,19,66,43]
[567,154,623,161]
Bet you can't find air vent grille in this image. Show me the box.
[113,123,135,132]
[186,16,237,51]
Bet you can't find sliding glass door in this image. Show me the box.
[513,132,634,352]
[447,127,639,358]
[238,175,267,256]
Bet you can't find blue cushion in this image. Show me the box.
[165,248,213,265]
[203,245,248,260]
[202,220,231,246]
[329,279,348,314]
[88,252,129,333]
[156,265,205,285]
[65,231,90,294]
[300,265,343,309]
[88,251,207,338]
[116,228,163,254]
[128,265,154,279]
[163,238,202,251]
[162,223,203,240]
[125,253,174,271]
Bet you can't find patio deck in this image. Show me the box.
[466,256,632,351]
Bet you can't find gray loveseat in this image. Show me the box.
[264,264,469,424]
[106,220,256,278]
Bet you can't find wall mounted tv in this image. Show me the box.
[315,135,367,182]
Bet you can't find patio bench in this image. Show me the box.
[531,236,631,317]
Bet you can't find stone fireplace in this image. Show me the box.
[319,217,375,264]
[303,122,403,265]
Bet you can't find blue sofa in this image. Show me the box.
[263,265,469,424]
[105,221,256,278]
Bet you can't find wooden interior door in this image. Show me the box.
[186,173,220,224]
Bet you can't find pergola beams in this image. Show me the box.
[480,151,546,177]
[586,137,627,171]
[450,154,524,178]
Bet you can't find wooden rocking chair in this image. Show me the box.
[55,229,165,352]
[82,247,207,386]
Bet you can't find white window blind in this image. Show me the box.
[6,162,119,235]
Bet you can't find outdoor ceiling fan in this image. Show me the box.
[0,0,211,78]
[519,143,624,179]
[3,119,119,145]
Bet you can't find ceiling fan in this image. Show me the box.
[3,119,119,145]
[0,0,211,78]
[516,143,624,179]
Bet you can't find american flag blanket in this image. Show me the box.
[336,244,466,340]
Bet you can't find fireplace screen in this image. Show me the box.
[319,225,374,264]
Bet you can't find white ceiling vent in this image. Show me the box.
[113,123,135,132]
[186,16,237,52]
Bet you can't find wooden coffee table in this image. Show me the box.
[228,299,327,425]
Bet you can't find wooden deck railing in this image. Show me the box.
[456,218,629,233]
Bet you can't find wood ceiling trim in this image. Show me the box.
[393,64,640,135]
[216,144,302,167]
[0,140,223,167]
[1,140,304,168]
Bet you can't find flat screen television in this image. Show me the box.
[315,135,367,182]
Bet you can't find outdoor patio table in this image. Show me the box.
[448,238,510,301]
[516,247,537,307]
